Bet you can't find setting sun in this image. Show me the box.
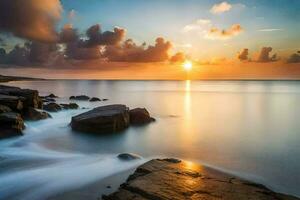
[183,61,193,71]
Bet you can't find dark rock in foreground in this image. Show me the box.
[0,112,24,138]
[70,95,90,101]
[71,104,130,134]
[89,97,101,102]
[24,107,51,121]
[0,85,42,109]
[129,108,155,125]
[0,104,12,113]
[118,153,142,161]
[43,103,62,112]
[60,103,79,109]
[103,159,299,200]
[0,94,24,111]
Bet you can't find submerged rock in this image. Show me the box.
[24,107,51,121]
[0,104,12,113]
[129,108,155,125]
[117,153,142,161]
[71,104,130,134]
[60,103,79,109]
[89,97,101,102]
[103,159,299,200]
[0,112,24,139]
[46,93,58,98]
[70,95,90,101]
[43,103,62,112]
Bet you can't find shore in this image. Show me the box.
[103,158,299,200]
[0,74,43,83]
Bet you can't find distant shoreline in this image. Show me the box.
[0,74,44,83]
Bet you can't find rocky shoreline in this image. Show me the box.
[0,84,155,139]
[103,158,299,200]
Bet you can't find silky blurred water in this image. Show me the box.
[1,80,300,199]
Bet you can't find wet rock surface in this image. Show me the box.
[118,153,142,161]
[0,104,12,113]
[60,103,79,109]
[0,112,25,139]
[0,94,24,111]
[71,104,130,134]
[43,103,62,112]
[69,95,90,101]
[129,108,155,125]
[89,97,101,102]
[24,107,51,121]
[103,159,299,200]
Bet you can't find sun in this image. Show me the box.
[183,61,193,71]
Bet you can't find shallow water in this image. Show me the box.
[1,80,300,199]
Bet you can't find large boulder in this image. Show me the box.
[71,104,130,134]
[103,159,299,200]
[43,103,62,112]
[0,85,42,109]
[117,153,141,161]
[0,104,12,113]
[69,95,90,101]
[60,103,79,109]
[24,107,51,121]
[0,112,25,139]
[0,94,24,111]
[129,108,155,125]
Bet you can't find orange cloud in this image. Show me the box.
[237,48,249,61]
[210,1,232,14]
[256,47,278,63]
[206,24,243,40]
[287,51,300,63]
[0,0,62,43]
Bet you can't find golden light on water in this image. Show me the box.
[183,61,193,71]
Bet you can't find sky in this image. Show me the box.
[0,0,300,79]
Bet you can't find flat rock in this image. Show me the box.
[70,95,90,101]
[118,153,142,161]
[60,103,79,109]
[0,112,24,139]
[43,103,62,112]
[103,159,299,200]
[71,104,130,134]
[129,108,155,125]
[24,107,51,121]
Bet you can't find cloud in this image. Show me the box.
[287,51,300,63]
[205,24,243,40]
[237,48,249,61]
[197,57,232,65]
[86,24,126,46]
[182,19,211,33]
[256,47,278,63]
[210,1,232,14]
[170,52,186,63]
[0,0,62,43]
[258,29,283,32]
[104,37,173,62]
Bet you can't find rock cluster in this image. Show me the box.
[71,105,155,134]
[103,159,299,200]
[0,85,50,139]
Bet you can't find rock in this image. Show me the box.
[46,93,58,98]
[45,98,56,102]
[89,97,101,102]
[0,94,24,111]
[24,107,51,121]
[69,95,90,101]
[102,98,108,101]
[129,108,155,125]
[71,104,130,134]
[103,159,299,200]
[0,104,12,113]
[60,103,79,109]
[118,153,142,161]
[0,112,24,139]
[43,103,62,112]
[0,85,42,109]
